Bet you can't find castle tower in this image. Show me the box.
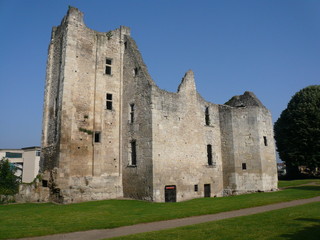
[219,92,278,194]
[41,7,129,203]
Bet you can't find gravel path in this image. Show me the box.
[12,196,320,240]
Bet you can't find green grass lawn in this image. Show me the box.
[110,202,320,240]
[0,183,319,239]
[278,179,320,188]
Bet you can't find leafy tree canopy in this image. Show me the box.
[274,85,320,176]
[0,157,20,195]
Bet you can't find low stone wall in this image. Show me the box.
[15,182,50,203]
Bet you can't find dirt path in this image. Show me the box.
[13,196,320,240]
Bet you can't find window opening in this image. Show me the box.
[36,150,41,157]
[131,140,137,165]
[106,93,113,110]
[5,152,22,158]
[207,144,213,165]
[130,104,135,123]
[94,132,101,143]
[242,163,247,170]
[134,67,139,76]
[194,185,198,192]
[205,107,210,125]
[263,136,268,146]
[42,180,48,187]
[124,41,127,49]
[105,58,112,75]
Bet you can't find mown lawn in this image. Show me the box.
[278,179,320,188]
[0,183,319,239]
[110,202,320,240]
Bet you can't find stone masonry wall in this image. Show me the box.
[41,7,124,203]
[37,7,277,203]
[220,92,277,194]
[151,71,224,202]
[121,35,154,200]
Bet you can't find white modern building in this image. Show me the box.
[0,147,40,183]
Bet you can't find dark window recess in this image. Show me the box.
[130,104,135,123]
[204,184,211,197]
[131,140,137,165]
[106,93,113,110]
[105,66,111,75]
[5,152,22,158]
[207,144,213,165]
[36,150,41,157]
[105,58,112,75]
[194,185,198,192]
[94,132,101,143]
[205,107,210,125]
[134,67,139,76]
[124,41,127,49]
[242,163,247,170]
[42,180,48,187]
[165,185,177,202]
[263,136,268,146]
[54,97,58,118]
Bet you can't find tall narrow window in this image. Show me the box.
[130,140,137,166]
[105,58,112,75]
[134,67,139,76]
[242,163,247,170]
[205,107,210,126]
[263,136,268,146]
[130,104,135,123]
[106,93,113,110]
[94,132,101,143]
[207,144,213,165]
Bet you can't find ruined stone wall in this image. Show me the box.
[41,7,124,203]
[38,7,277,204]
[151,71,224,202]
[257,108,278,190]
[121,36,154,200]
[219,92,277,194]
[40,16,67,172]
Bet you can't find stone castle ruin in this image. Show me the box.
[34,7,277,203]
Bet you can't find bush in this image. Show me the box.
[0,157,20,195]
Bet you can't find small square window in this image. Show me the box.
[107,94,112,100]
[42,180,48,187]
[106,59,112,65]
[36,150,41,157]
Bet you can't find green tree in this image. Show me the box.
[0,157,20,195]
[274,85,320,178]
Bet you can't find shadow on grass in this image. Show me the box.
[279,218,320,240]
[287,186,320,191]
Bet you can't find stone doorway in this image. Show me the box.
[204,184,211,197]
[165,185,176,202]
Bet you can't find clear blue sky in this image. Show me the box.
[0,0,319,148]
